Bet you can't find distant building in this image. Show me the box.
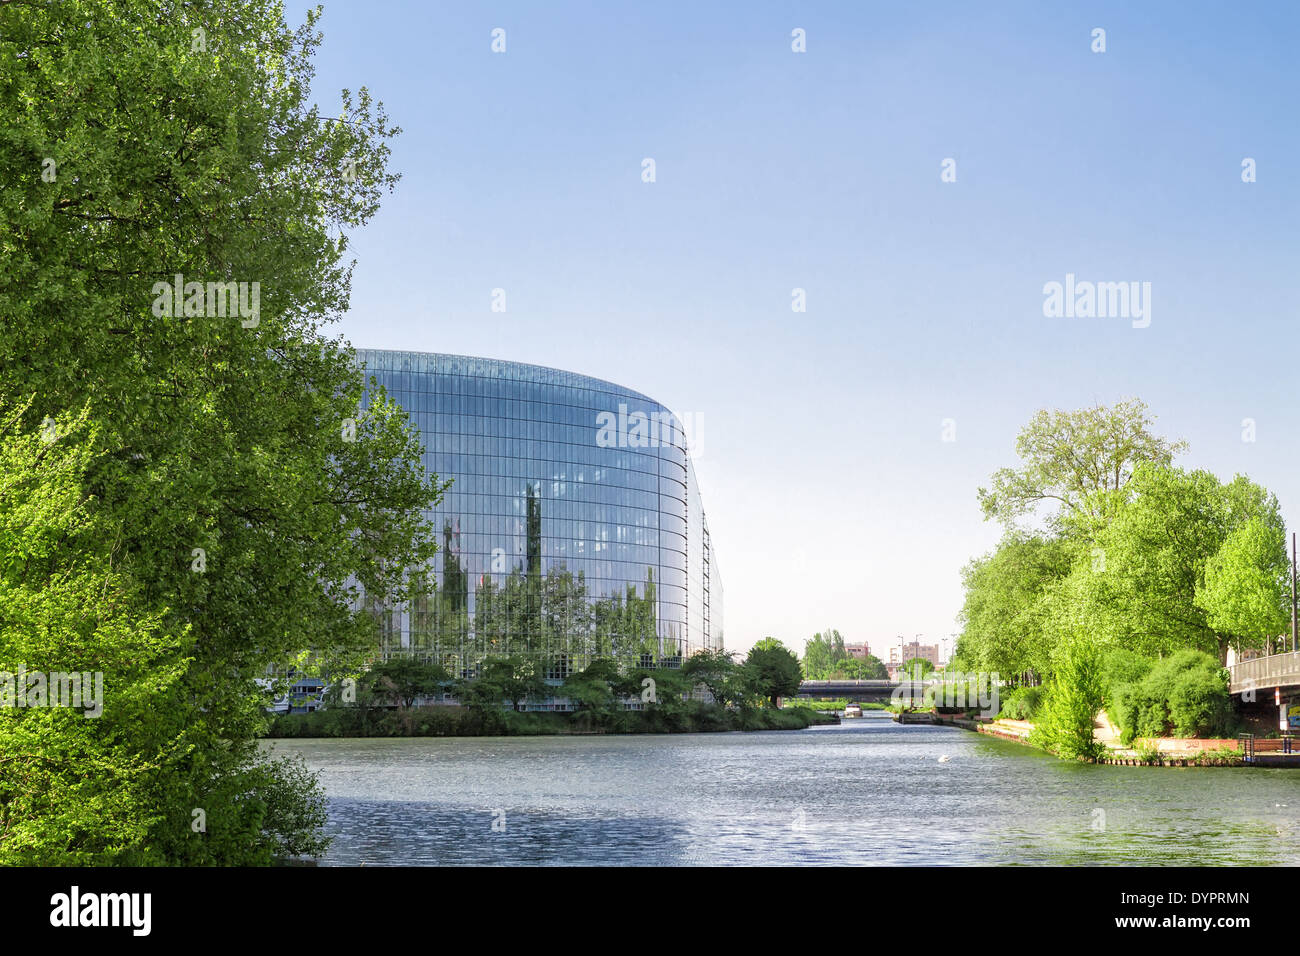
[889,642,940,668]
[844,642,872,660]
[355,350,723,677]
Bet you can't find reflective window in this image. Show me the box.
[356,351,723,671]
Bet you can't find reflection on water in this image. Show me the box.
[267,716,1300,866]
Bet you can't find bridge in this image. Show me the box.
[799,656,1300,710]
[1229,649,1300,698]
[796,679,926,702]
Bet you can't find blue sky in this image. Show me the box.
[286,0,1300,659]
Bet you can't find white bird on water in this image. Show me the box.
[937,755,952,763]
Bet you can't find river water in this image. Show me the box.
[267,715,1300,865]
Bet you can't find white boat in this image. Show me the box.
[843,703,863,718]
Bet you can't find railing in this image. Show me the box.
[1238,733,1296,762]
[1227,649,1300,695]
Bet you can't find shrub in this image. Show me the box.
[1108,682,1139,742]
[1030,637,1105,761]
[997,685,1044,721]
[1113,650,1232,744]
[1132,744,1162,765]
[1168,667,1232,737]
[930,678,995,713]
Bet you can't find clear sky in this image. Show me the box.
[286,0,1300,660]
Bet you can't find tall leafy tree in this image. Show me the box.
[1196,516,1289,651]
[802,633,832,680]
[955,534,1074,680]
[1084,466,1286,663]
[835,655,887,680]
[0,404,181,862]
[362,658,450,710]
[827,629,846,664]
[902,657,934,678]
[978,399,1185,531]
[1,0,441,861]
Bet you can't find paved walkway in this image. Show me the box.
[1094,710,1122,748]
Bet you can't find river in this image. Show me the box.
[267,715,1300,865]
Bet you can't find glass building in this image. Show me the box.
[356,350,723,678]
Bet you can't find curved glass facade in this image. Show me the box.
[357,350,723,677]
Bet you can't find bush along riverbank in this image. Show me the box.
[265,701,837,738]
[909,649,1252,766]
[1032,646,1246,765]
[960,715,1245,766]
[265,645,834,739]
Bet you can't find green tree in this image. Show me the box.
[0,0,441,862]
[0,405,181,862]
[561,657,622,720]
[1031,636,1105,762]
[1097,647,1152,712]
[478,656,549,713]
[362,657,450,710]
[955,534,1074,680]
[802,633,832,680]
[631,666,692,719]
[1085,467,1286,663]
[744,638,803,708]
[682,648,741,705]
[833,656,887,680]
[827,629,847,665]
[1196,515,1288,651]
[802,629,848,678]
[978,399,1185,531]
[454,673,506,715]
[902,657,935,678]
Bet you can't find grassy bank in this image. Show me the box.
[265,702,836,738]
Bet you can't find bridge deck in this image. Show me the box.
[1229,649,1300,696]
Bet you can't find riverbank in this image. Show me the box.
[265,702,838,738]
[931,714,1246,766]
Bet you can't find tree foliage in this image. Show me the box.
[745,638,803,707]
[902,657,934,677]
[1030,636,1105,761]
[0,0,440,862]
[977,398,1185,531]
[1082,466,1287,663]
[682,648,743,705]
[363,658,450,710]
[1196,515,1289,650]
[955,534,1073,679]
[959,402,1289,699]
